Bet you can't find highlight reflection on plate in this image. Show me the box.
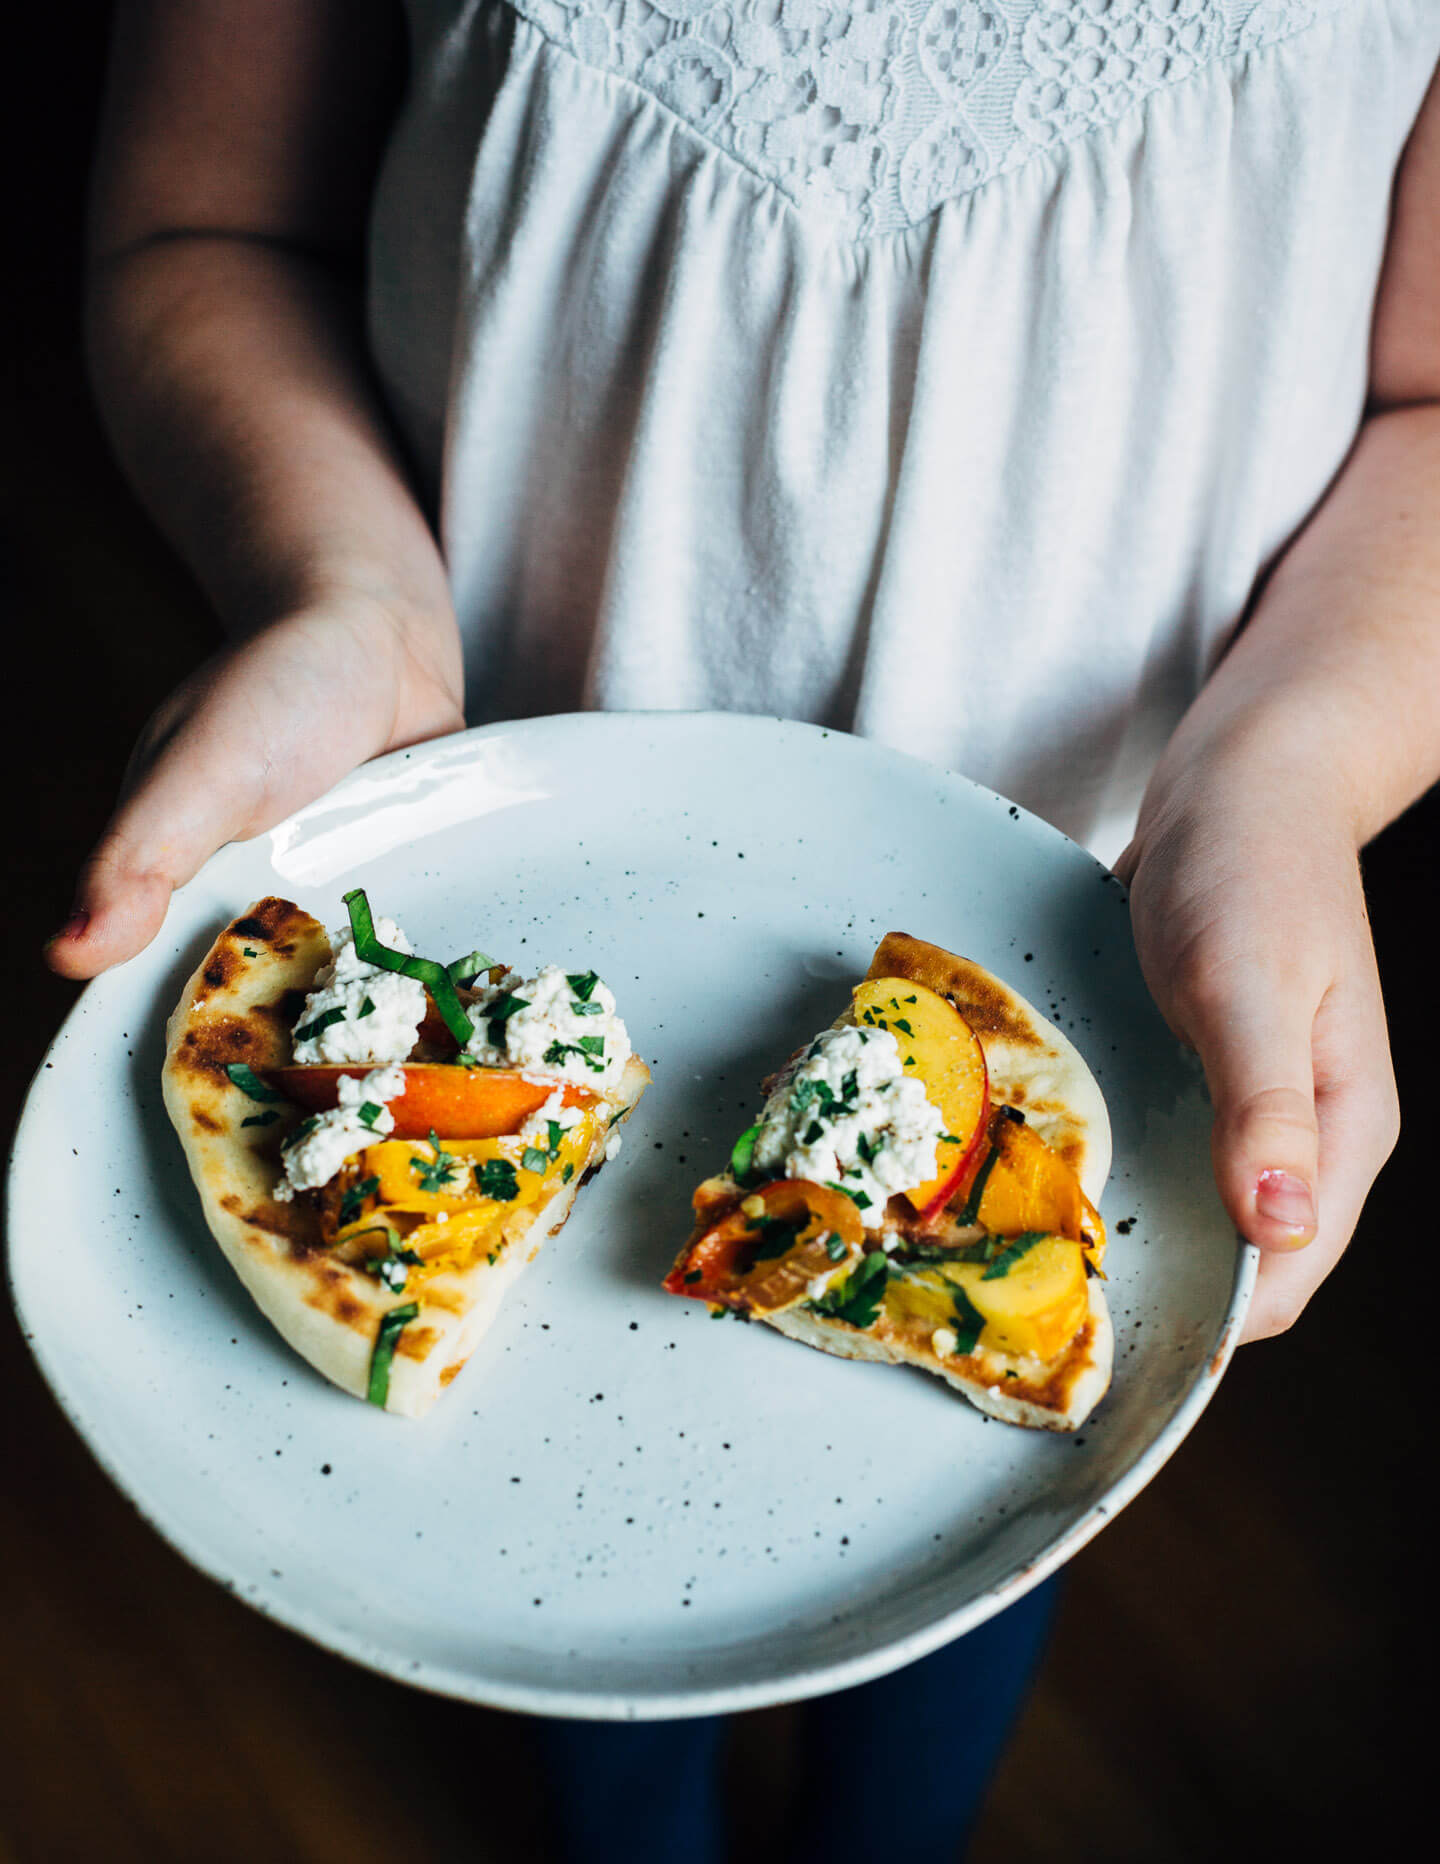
[8,714,1251,1718]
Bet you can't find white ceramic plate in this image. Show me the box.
[9,714,1252,1719]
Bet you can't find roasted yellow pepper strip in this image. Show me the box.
[337,1117,598,1277]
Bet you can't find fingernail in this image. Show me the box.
[45,910,90,947]
[1255,1169,1315,1236]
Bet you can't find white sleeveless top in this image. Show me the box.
[368,0,1440,861]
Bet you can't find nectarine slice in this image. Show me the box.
[851,976,989,1217]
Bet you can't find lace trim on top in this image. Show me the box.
[503,0,1361,235]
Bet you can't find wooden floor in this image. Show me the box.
[2,16,1417,1859]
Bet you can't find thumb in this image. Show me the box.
[1185,971,1322,1253]
[43,733,255,980]
[43,649,290,979]
[43,614,392,980]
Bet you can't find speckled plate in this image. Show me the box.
[8,714,1252,1718]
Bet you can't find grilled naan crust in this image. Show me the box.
[162,897,649,1417]
[757,932,1114,1431]
[764,1287,1112,1432]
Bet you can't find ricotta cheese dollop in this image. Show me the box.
[751,1024,944,1220]
[275,1063,405,1199]
[463,965,632,1091]
[291,916,427,1065]
[514,1088,588,1146]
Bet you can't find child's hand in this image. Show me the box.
[1114,735,1398,1343]
[44,595,463,979]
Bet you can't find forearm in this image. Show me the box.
[45,2,468,982]
[1150,401,1440,846]
[86,233,456,656]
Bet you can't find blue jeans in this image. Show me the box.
[534,1575,1058,1864]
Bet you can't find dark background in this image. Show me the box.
[2,10,1423,1859]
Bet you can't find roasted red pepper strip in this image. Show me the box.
[664,1179,865,1316]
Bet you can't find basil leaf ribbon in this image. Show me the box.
[447,950,496,986]
[367,1303,419,1407]
[225,1062,281,1102]
[343,888,474,1048]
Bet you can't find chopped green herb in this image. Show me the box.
[225,1063,281,1103]
[352,1226,423,1294]
[810,1249,889,1329]
[542,1039,606,1074]
[347,1221,400,1252]
[746,1213,807,1262]
[949,1284,985,1355]
[367,1302,419,1407]
[571,999,605,1016]
[447,950,496,986]
[981,1232,1049,1280]
[893,1018,914,1036]
[547,1120,563,1155]
[955,1143,1000,1226]
[475,1158,521,1201]
[293,1006,348,1044]
[240,1111,280,1129]
[343,888,474,1047]
[804,1120,825,1146]
[939,1133,961,1144]
[856,1130,881,1165]
[561,1163,574,1184]
[356,1101,384,1129]
[824,1233,849,1261]
[566,970,602,1002]
[485,992,530,1051]
[242,947,258,958]
[826,1182,873,1211]
[338,1175,381,1226]
[891,1239,967,1265]
[411,1134,462,1194]
[521,1146,550,1174]
[730,1118,763,1178]
[286,1113,322,1146]
[357,996,376,1019]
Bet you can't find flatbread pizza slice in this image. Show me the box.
[664,932,1112,1431]
[163,894,648,1417]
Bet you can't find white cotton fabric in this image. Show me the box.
[369,0,1440,863]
